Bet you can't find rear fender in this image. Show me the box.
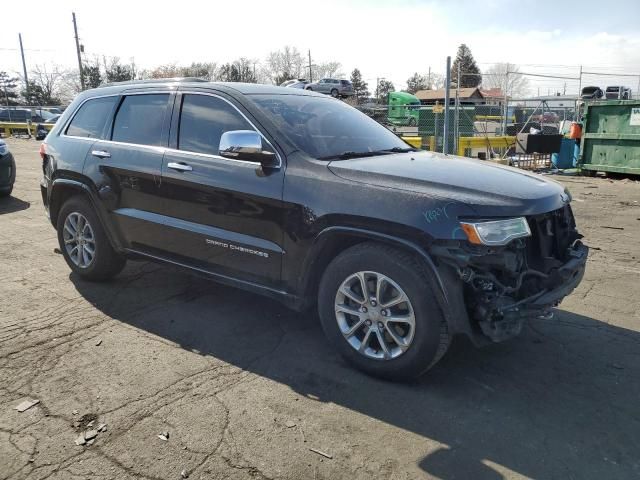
[49,178,123,252]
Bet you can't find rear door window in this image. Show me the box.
[178,94,253,156]
[112,94,169,146]
[66,96,118,138]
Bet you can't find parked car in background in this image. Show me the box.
[42,107,64,115]
[305,78,354,98]
[0,139,15,197]
[605,86,632,100]
[534,112,559,123]
[581,86,604,100]
[0,108,58,123]
[40,79,587,380]
[44,114,61,124]
[280,79,309,89]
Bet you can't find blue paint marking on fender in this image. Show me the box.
[423,202,455,224]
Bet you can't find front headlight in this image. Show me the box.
[460,217,531,246]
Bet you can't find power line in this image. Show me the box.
[582,71,640,77]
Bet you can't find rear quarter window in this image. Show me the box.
[112,94,169,146]
[66,96,118,138]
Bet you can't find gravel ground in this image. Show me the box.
[1,138,639,480]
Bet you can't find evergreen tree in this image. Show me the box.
[0,72,20,106]
[83,60,102,89]
[406,73,428,94]
[376,79,395,102]
[350,68,369,99]
[451,44,481,88]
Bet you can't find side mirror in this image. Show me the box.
[219,130,279,168]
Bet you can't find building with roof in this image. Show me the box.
[414,87,485,105]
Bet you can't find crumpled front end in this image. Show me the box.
[432,204,588,342]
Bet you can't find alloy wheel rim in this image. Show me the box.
[334,271,415,360]
[62,212,96,269]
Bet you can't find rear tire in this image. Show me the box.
[318,242,450,380]
[0,186,12,197]
[57,196,126,281]
[330,88,339,98]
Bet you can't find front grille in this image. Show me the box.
[526,205,578,273]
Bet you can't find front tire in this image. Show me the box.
[318,243,450,380]
[57,196,126,281]
[330,88,339,98]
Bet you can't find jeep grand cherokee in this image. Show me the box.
[40,79,588,379]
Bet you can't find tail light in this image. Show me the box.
[39,143,46,160]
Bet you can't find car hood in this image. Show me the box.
[328,151,569,216]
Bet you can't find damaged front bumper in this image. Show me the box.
[433,239,588,343]
[473,241,588,342]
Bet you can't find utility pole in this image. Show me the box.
[577,65,582,97]
[503,63,509,135]
[443,56,451,154]
[73,12,85,90]
[454,63,461,153]
[427,66,431,89]
[18,33,29,105]
[308,50,313,83]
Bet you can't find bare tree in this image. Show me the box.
[149,63,182,79]
[483,63,530,98]
[217,58,257,83]
[181,62,219,80]
[312,61,343,80]
[23,64,66,105]
[263,46,304,85]
[428,72,445,90]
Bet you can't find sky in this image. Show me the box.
[2,0,640,97]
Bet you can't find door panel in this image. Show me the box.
[86,141,166,251]
[158,92,285,287]
[82,92,171,252]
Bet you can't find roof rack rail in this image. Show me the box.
[98,77,209,88]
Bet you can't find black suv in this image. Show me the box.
[40,79,588,379]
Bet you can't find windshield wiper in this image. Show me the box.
[381,146,418,153]
[319,150,392,160]
[319,147,417,160]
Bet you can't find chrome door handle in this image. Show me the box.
[91,150,111,159]
[167,162,193,172]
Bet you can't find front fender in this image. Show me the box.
[296,226,474,336]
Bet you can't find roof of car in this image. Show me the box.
[95,79,319,97]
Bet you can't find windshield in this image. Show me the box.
[250,94,411,160]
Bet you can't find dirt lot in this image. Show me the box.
[1,137,639,480]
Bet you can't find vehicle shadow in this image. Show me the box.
[70,262,639,480]
[0,195,30,214]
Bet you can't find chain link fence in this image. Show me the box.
[355,98,577,162]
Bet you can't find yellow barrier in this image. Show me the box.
[400,136,436,150]
[0,122,54,137]
[402,136,422,149]
[457,136,515,156]
[401,135,515,156]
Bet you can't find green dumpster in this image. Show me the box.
[579,100,640,175]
